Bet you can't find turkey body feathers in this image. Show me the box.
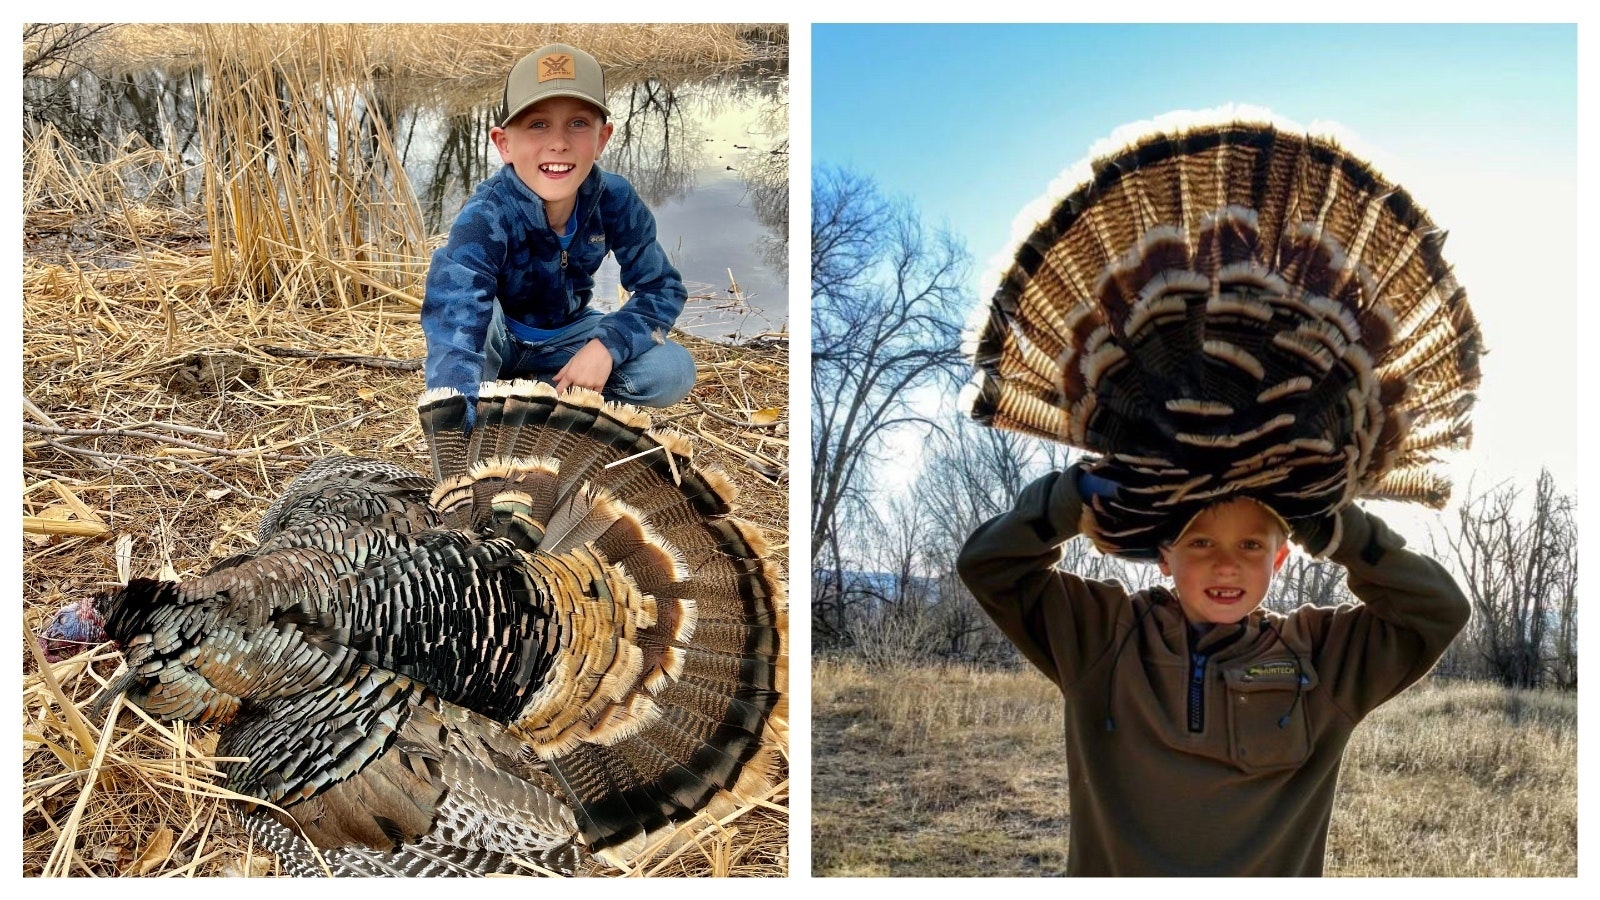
[256,456,438,543]
[85,380,786,876]
[964,118,1482,558]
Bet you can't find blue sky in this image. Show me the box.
[816,25,1575,267]
[812,23,1579,532]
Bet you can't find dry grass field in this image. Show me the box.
[811,658,1576,877]
[31,23,778,78]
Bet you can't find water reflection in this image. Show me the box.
[606,77,698,207]
[23,54,789,339]
[392,60,789,339]
[23,67,206,201]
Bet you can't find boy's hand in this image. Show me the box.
[1290,511,1339,558]
[555,339,614,394]
[1073,465,1121,503]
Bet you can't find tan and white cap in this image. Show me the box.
[1172,497,1293,545]
[499,43,609,127]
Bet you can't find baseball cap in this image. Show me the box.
[1172,496,1293,545]
[499,44,610,127]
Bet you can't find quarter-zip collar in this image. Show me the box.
[499,162,607,236]
[1147,585,1260,659]
[1190,618,1248,654]
[1179,611,1246,735]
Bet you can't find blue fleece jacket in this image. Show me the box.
[421,164,687,397]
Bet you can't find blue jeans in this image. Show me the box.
[482,305,696,408]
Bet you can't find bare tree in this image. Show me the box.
[1263,555,1350,614]
[23,24,116,79]
[1552,522,1578,689]
[810,166,970,640]
[911,414,1164,664]
[839,495,938,664]
[917,417,1057,562]
[1437,470,1577,688]
[874,494,933,608]
[811,498,876,646]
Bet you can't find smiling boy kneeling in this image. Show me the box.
[957,465,1470,876]
[423,44,695,415]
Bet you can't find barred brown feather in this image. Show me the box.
[962,116,1482,558]
[63,379,785,877]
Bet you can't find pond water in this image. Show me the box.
[23,54,789,341]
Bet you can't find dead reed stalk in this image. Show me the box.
[99,24,766,80]
[198,24,428,312]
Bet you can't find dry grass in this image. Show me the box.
[811,658,1576,877]
[28,23,787,310]
[21,45,789,875]
[26,26,786,144]
[811,659,1067,877]
[96,23,774,80]
[1328,682,1577,876]
[195,28,428,306]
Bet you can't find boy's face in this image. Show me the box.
[1157,499,1291,626]
[491,96,613,212]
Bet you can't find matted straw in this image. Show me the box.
[22,40,788,873]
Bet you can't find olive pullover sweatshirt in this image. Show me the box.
[957,470,1471,876]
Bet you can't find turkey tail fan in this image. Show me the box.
[418,386,474,484]
[961,111,1482,558]
[416,379,787,859]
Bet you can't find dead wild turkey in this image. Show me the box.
[38,381,787,876]
[962,112,1482,558]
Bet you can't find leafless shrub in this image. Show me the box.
[1435,470,1576,688]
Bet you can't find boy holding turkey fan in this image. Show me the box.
[957,112,1476,877]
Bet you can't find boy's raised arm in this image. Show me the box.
[594,178,688,366]
[958,467,1127,689]
[1298,506,1472,719]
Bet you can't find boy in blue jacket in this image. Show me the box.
[422,43,696,411]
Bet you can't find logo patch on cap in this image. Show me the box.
[538,53,575,83]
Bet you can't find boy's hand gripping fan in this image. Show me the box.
[961,110,1483,559]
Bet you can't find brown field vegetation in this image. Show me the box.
[22,24,789,877]
[25,23,786,132]
[811,658,1576,877]
[31,23,781,79]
